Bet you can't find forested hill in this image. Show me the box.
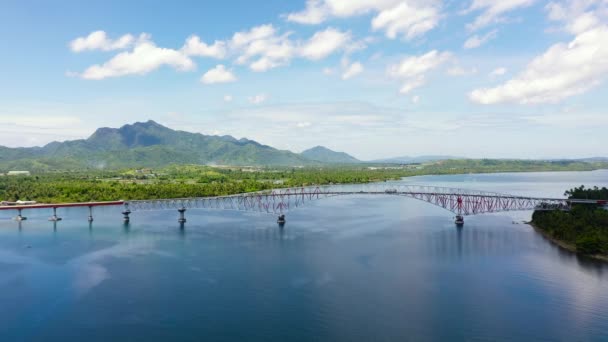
[532,186,608,258]
[0,120,315,170]
[300,146,360,164]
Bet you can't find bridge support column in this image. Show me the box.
[49,207,62,222]
[15,209,26,221]
[88,206,94,223]
[122,209,131,223]
[455,215,464,226]
[277,214,286,226]
[178,207,187,224]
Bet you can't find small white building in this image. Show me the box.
[7,171,30,176]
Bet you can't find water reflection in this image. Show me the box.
[0,171,606,341]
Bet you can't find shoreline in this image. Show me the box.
[527,221,608,263]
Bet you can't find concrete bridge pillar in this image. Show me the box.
[277,214,286,226]
[455,215,464,226]
[178,207,187,224]
[15,209,26,221]
[88,206,94,222]
[49,207,62,222]
[122,209,131,223]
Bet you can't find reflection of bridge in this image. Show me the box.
[1,184,605,226]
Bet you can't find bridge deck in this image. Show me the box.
[0,201,125,211]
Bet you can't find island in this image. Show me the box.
[531,186,608,260]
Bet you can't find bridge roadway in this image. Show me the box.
[1,184,605,225]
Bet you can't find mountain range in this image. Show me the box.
[0,121,315,170]
[2,120,602,171]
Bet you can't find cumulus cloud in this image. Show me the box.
[201,65,237,84]
[70,30,135,52]
[300,28,352,60]
[447,65,477,76]
[229,24,355,72]
[371,1,441,40]
[388,50,451,94]
[489,67,507,76]
[341,60,364,80]
[470,9,608,104]
[285,0,328,24]
[181,35,227,59]
[230,24,296,72]
[248,94,268,104]
[224,95,233,102]
[78,34,195,80]
[463,29,498,49]
[465,0,535,31]
[285,0,441,40]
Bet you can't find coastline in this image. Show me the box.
[528,221,608,262]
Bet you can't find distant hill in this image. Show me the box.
[0,120,314,170]
[370,155,464,164]
[300,146,360,164]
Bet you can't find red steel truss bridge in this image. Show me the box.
[124,184,605,225]
[2,184,604,225]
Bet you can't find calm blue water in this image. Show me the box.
[1,171,607,341]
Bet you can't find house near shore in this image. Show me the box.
[7,171,30,176]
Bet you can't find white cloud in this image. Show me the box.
[388,50,451,93]
[78,35,195,80]
[285,0,328,24]
[248,94,268,104]
[296,121,312,128]
[323,67,335,75]
[70,31,135,52]
[341,60,364,80]
[230,24,296,72]
[411,95,420,104]
[399,77,426,94]
[224,95,233,102]
[181,35,226,59]
[470,11,608,104]
[465,0,536,31]
[229,25,355,72]
[489,67,507,76]
[300,28,352,60]
[463,29,498,49]
[371,2,441,40]
[447,66,477,76]
[285,0,441,40]
[201,65,237,84]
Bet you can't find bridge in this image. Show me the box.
[2,184,604,226]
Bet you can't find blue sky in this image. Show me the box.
[0,0,607,160]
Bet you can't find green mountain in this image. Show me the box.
[0,120,314,170]
[300,146,359,164]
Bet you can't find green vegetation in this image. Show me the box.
[300,146,360,163]
[532,186,608,257]
[0,120,314,170]
[1,162,607,204]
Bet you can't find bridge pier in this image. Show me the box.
[178,207,187,224]
[49,207,62,222]
[277,214,286,226]
[88,206,94,222]
[455,215,464,226]
[122,209,131,223]
[15,209,26,221]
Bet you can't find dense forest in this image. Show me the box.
[532,186,608,256]
[0,161,606,204]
